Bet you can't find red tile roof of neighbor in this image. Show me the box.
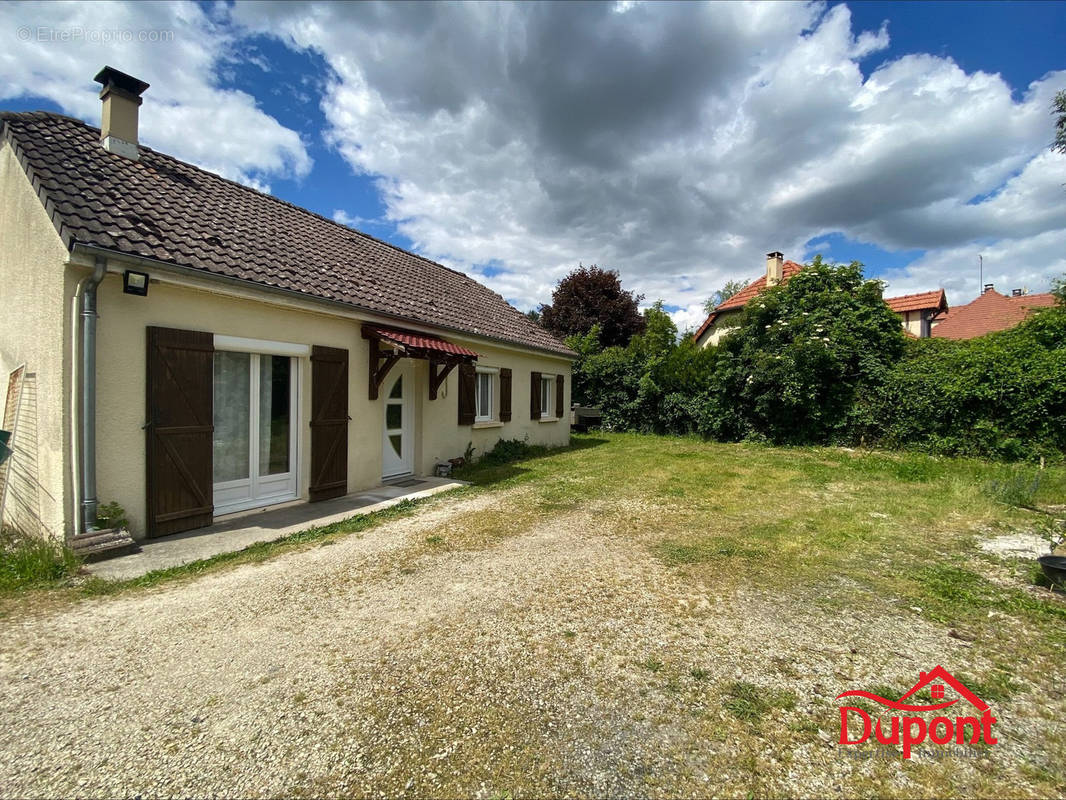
[693,260,804,341]
[694,265,953,343]
[0,111,574,357]
[930,288,1056,339]
[884,289,947,314]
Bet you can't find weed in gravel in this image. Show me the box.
[639,657,664,673]
[722,682,797,723]
[689,667,710,681]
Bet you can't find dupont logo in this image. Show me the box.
[836,665,998,759]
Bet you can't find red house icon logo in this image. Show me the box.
[836,665,997,759]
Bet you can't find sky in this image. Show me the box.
[2,1,1064,333]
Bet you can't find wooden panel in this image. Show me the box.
[555,374,564,421]
[310,345,349,502]
[499,368,512,423]
[146,326,214,537]
[530,371,541,420]
[457,363,476,426]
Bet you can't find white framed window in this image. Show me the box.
[540,374,554,418]
[476,367,497,422]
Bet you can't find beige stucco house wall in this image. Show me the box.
[693,311,741,348]
[83,264,571,538]
[3,235,571,541]
[0,140,74,539]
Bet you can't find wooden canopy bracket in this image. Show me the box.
[429,358,458,401]
[368,342,402,400]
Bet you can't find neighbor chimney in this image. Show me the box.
[1011,288,1023,297]
[766,251,784,287]
[93,66,149,160]
[983,283,994,294]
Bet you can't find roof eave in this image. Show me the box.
[70,243,578,360]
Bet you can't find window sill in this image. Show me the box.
[538,416,560,423]
[473,420,504,429]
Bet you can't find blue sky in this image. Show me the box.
[2,1,1064,331]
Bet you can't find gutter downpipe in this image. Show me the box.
[77,255,107,535]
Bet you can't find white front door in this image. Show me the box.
[213,351,299,515]
[382,365,414,479]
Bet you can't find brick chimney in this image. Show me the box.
[766,251,784,287]
[93,66,149,160]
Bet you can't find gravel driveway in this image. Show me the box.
[0,485,1061,798]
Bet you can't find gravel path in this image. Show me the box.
[0,487,1062,798]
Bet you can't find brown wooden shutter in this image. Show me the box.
[530,371,541,419]
[457,362,476,425]
[145,326,214,537]
[309,345,349,502]
[499,368,512,422]
[555,374,564,420]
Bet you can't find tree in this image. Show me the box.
[1053,90,1066,154]
[714,256,905,444]
[540,265,645,347]
[704,279,747,314]
[525,307,542,325]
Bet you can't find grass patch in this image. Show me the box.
[654,537,762,566]
[0,527,81,593]
[722,681,797,723]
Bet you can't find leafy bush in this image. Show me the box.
[861,306,1066,460]
[0,527,80,592]
[566,259,1065,461]
[479,438,539,466]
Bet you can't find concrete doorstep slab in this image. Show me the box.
[86,477,468,582]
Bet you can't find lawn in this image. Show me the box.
[1,432,1064,798]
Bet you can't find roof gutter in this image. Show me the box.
[75,254,107,534]
[69,243,578,361]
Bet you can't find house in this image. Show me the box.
[0,67,574,547]
[692,250,949,347]
[692,252,804,347]
[883,289,948,338]
[930,283,1057,339]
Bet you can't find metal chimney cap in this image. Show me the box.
[93,66,150,96]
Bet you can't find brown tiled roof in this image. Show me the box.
[884,289,947,314]
[692,260,804,341]
[930,289,1056,339]
[0,111,573,357]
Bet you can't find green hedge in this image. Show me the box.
[570,263,1066,462]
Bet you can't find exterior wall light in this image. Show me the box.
[123,269,149,296]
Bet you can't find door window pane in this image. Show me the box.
[386,402,402,430]
[213,351,250,483]
[259,355,291,476]
[389,434,402,457]
[389,376,403,399]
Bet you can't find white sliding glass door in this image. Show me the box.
[213,351,298,515]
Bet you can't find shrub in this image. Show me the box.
[983,468,1044,509]
[862,306,1066,461]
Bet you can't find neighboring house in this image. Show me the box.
[693,251,948,347]
[930,284,1057,339]
[883,290,948,338]
[693,252,804,347]
[0,67,574,545]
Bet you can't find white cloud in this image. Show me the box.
[6,1,1061,313]
[230,0,1065,312]
[0,0,311,188]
